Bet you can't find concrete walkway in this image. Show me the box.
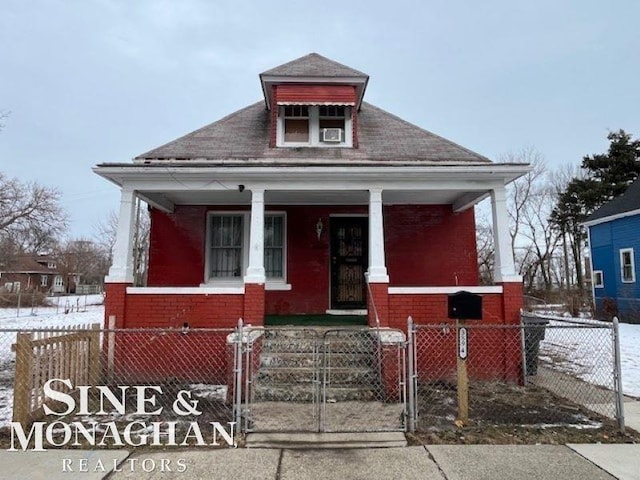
[1,444,638,480]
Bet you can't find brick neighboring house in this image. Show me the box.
[0,255,76,294]
[94,53,529,380]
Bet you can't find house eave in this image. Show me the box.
[583,208,640,228]
[93,163,530,187]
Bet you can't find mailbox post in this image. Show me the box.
[448,291,482,425]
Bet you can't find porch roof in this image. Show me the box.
[92,163,530,213]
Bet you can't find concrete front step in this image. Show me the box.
[260,352,375,368]
[257,366,377,384]
[253,384,379,402]
[246,432,408,449]
[261,340,376,354]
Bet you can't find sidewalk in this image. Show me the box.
[1,443,638,480]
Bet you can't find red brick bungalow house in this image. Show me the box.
[94,54,528,381]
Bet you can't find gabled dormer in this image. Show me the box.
[260,53,369,149]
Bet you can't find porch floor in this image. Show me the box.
[264,314,367,326]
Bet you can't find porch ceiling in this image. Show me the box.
[140,189,478,209]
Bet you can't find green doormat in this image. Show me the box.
[264,314,367,326]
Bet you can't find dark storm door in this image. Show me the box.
[330,217,368,309]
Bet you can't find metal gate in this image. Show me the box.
[234,324,407,433]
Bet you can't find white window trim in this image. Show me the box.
[620,248,636,283]
[204,211,289,287]
[41,275,48,287]
[593,270,604,288]
[277,106,353,148]
[54,275,63,287]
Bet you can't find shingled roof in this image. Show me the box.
[585,178,640,224]
[135,101,491,164]
[260,52,368,78]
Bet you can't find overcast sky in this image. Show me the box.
[1,0,639,239]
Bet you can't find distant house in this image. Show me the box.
[0,255,77,294]
[584,179,640,322]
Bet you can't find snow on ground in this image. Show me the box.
[534,313,640,398]
[618,322,640,398]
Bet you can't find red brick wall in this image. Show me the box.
[385,205,478,286]
[244,284,265,326]
[107,288,243,383]
[147,205,208,286]
[146,204,479,315]
[391,288,523,382]
[367,283,389,327]
[123,293,244,328]
[104,283,129,328]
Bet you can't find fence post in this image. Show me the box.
[88,323,101,387]
[612,316,625,433]
[107,315,116,381]
[13,332,33,427]
[520,312,528,384]
[234,318,244,430]
[16,290,21,318]
[407,316,416,432]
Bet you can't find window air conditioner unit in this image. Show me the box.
[322,128,343,143]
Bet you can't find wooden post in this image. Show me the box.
[107,315,116,381]
[88,323,101,387]
[13,332,33,427]
[456,320,469,425]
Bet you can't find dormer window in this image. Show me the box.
[277,105,352,147]
[283,106,310,143]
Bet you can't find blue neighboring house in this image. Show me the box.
[584,179,640,322]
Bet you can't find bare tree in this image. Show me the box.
[0,172,68,260]
[94,199,150,286]
[475,210,494,285]
[54,238,110,292]
[501,147,546,262]
[517,181,562,291]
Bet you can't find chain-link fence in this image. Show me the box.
[0,315,625,446]
[408,314,624,434]
[0,326,236,447]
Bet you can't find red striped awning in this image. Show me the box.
[275,85,356,105]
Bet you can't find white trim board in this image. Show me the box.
[388,286,503,295]
[127,286,245,295]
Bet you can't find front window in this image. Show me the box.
[207,213,286,281]
[283,106,309,143]
[620,248,636,283]
[209,215,244,278]
[54,275,63,287]
[41,275,48,287]
[264,215,284,278]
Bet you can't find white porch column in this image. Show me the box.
[244,188,266,284]
[490,186,520,282]
[105,188,137,283]
[367,188,389,283]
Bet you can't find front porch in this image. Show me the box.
[99,164,526,331]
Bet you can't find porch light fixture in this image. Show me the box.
[316,218,324,240]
